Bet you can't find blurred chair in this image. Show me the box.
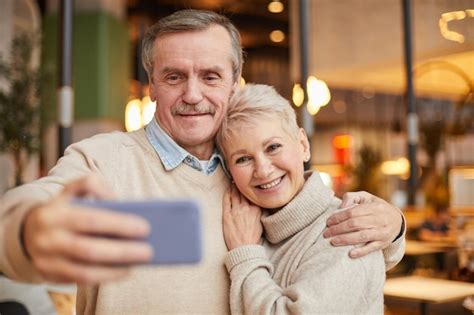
[0,301,29,315]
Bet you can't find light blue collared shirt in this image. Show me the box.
[145,118,224,175]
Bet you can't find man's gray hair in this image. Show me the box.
[142,9,243,82]
[216,84,300,157]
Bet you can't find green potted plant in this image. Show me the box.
[349,145,383,197]
[0,33,41,187]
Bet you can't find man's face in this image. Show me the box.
[149,25,237,159]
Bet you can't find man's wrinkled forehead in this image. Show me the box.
[151,26,235,72]
[154,26,232,55]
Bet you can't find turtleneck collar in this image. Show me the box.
[262,171,335,244]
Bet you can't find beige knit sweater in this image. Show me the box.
[225,173,392,315]
[0,130,231,314]
[0,130,404,314]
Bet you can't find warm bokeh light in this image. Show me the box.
[267,0,284,13]
[240,77,246,87]
[306,76,331,115]
[292,83,304,107]
[141,96,156,125]
[319,172,333,188]
[269,30,285,43]
[125,96,156,131]
[439,10,473,43]
[313,164,345,177]
[307,100,321,115]
[125,99,142,132]
[381,157,410,176]
[333,100,347,114]
[332,134,353,149]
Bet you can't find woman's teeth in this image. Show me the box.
[259,177,282,189]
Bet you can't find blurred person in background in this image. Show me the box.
[418,206,455,242]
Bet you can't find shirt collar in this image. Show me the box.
[145,118,224,175]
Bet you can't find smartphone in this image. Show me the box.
[73,199,202,265]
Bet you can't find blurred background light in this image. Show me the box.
[269,30,285,43]
[125,97,156,132]
[306,75,331,115]
[240,76,246,87]
[381,157,410,176]
[268,0,284,13]
[292,83,304,107]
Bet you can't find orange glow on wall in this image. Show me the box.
[332,134,352,165]
[332,134,353,149]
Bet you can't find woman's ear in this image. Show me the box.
[298,128,311,162]
[231,79,239,96]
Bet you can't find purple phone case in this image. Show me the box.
[74,199,202,265]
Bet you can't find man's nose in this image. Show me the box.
[182,78,204,105]
[254,157,273,179]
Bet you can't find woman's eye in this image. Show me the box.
[235,156,250,164]
[267,143,282,152]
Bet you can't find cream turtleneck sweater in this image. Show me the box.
[225,172,390,315]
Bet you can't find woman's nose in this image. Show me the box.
[254,157,273,179]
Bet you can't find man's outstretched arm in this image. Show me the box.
[1,175,153,284]
[323,191,405,270]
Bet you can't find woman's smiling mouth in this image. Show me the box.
[257,175,284,190]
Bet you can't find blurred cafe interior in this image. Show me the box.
[0,0,473,314]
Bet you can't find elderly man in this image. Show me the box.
[0,9,404,314]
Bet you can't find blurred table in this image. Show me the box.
[384,276,474,315]
[405,240,457,256]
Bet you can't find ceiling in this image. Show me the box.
[318,50,474,101]
[125,0,473,102]
[35,0,473,103]
[126,0,289,50]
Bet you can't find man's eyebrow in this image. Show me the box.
[201,66,225,74]
[159,66,183,74]
[159,66,224,75]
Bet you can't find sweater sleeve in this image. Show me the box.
[0,135,117,282]
[225,243,385,315]
[382,213,407,271]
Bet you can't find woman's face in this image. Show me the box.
[223,119,310,209]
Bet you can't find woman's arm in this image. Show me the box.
[225,242,385,315]
[222,188,385,315]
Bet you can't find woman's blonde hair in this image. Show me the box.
[216,84,300,157]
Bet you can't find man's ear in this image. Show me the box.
[149,80,156,102]
[298,128,311,162]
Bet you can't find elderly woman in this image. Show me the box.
[216,84,397,315]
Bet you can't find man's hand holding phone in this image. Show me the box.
[22,175,201,285]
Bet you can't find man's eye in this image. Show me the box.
[166,74,182,83]
[204,74,219,83]
[235,156,250,164]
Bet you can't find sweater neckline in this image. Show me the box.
[129,130,229,190]
[262,172,334,244]
[174,161,229,190]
